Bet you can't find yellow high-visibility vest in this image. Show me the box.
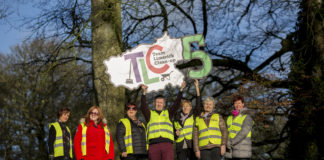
[49,122,73,158]
[119,118,147,153]
[227,115,251,139]
[174,115,194,143]
[195,114,222,147]
[80,123,111,156]
[147,110,174,141]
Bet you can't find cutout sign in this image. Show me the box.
[104,32,212,92]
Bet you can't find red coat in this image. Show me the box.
[74,120,114,160]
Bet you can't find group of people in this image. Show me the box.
[48,106,115,160]
[48,80,253,160]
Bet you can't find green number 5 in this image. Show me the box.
[182,34,212,78]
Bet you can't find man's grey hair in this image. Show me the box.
[203,97,215,105]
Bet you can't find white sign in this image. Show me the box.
[104,32,212,92]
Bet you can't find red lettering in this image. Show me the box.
[146,45,169,74]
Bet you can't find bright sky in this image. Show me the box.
[0,1,39,54]
[0,23,28,54]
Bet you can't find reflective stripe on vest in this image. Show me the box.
[120,118,148,153]
[195,114,222,147]
[120,118,133,154]
[80,123,111,156]
[174,115,194,143]
[227,115,251,139]
[147,110,174,141]
[49,122,73,158]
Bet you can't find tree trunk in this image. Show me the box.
[91,0,125,156]
[288,0,324,159]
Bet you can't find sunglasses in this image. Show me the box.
[90,112,99,115]
[127,107,137,111]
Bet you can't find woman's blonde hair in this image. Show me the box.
[181,99,192,108]
[84,106,104,126]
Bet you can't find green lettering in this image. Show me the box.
[139,59,160,84]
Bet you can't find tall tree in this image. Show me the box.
[91,0,125,146]
[288,0,324,159]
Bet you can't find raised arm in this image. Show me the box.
[168,81,186,118]
[195,79,200,97]
[193,79,202,117]
[140,85,150,122]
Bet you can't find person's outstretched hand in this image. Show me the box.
[180,81,186,92]
[141,84,148,95]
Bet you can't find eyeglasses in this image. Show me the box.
[90,112,99,116]
[127,107,137,111]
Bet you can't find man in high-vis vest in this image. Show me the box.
[48,107,72,160]
[226,95,253,160]
[141,81,186,160]
[116,103,148,160]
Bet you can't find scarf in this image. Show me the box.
[180,112,189,125]
[202,112,211,120]
[232,109,239,117]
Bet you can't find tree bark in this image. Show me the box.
[91,0,125,155]
[288,0,324,159]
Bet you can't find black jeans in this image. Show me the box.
[177,148,196,160]
[53,156,71,160]
[200,147,221,160]
[121,154,148,160]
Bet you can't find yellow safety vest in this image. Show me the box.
[49,122,73,158]
[147,110,174,141]
[119,118,147,154]
[80,123,111,156]
[174,115,194,143]
[227,114,251,139]
[195,114,222,147]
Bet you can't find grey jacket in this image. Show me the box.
[227,108,253,158]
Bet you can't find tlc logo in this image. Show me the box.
[123,34,212,85]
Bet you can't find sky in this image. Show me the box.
[0,22,29,54]
[0,1,39,54]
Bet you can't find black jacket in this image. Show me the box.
[48,122,71,160]
[116,117,147,155]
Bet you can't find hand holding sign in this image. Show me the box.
[141,84,148,95]
[180,81,186,92]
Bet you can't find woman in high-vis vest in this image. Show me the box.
[193,96,228,160]
[173,79,201,160]
[74,106,114,160]
[226,95,253,160]
[48,107,72,160]
[116,103,148,160]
